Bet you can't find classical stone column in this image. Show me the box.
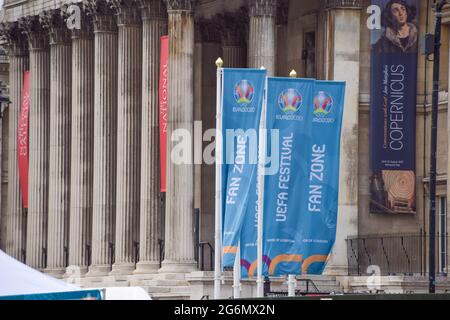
[218,10,247,68]
[20,16,50,270]
[67,14,95,274]
[85,0,118,276]
[159,0,196,273]
[109,0,142,275]
[0,22,29,262]
[276,3,288,77]
[40,10,72,276]
[135,0,167,274]
[323,2,361,276]
[248,0,276,75]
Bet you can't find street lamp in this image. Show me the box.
[426,0,448,294]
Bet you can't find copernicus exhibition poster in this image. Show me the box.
[370,0,419,214]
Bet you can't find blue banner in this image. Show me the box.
[221,68,266,268]
[262,78,345,276]
[239,166,259,278]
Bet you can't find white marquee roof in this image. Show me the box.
[0,249,79,297]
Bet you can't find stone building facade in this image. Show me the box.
[0,0,449,298]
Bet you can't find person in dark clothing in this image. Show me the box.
[372,0,418,53]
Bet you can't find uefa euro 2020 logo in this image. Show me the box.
[278,89,302,114]
[313,91,333,117]
[234,80,254,106]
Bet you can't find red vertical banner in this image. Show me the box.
[159,35,169,192]
[17,71,30,208]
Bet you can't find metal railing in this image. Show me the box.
[108,242,115,265]
[133,241,139,265]
[265,278,322,297]
[42,247,47,269]
[28,206,211,270]
[85,244,92,267]
[347,232,449,276]
[158,238,165,268]
[193,208,215,271]
[64,246,69,267]
[198,241,214,271]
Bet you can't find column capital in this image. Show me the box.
[84,0,118,33]
[195,18,220,43]
[70,6,94,39]
[0,21,28,56]
[138,0,167,21]
[40,9,71,45]
[164,0,196,12]
[19,15,49,50]
[248,0,277,17]
[217,9,248,47]
[108,0,141,26]
[325,0,362,9]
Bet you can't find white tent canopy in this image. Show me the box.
[0,249,80,297]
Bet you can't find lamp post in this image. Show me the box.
[429,0,447,294]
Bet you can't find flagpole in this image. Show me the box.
[288,69,298,297]
[256,67,267,298]
[214,57,224,300]
[233,242,241,298]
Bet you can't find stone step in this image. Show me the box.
[301,276,336,281]
[128,279,155,286]
[127,279,190,287]
[152,273,187,281]
[154,279,190,287]
[140,286,172,294]
[169,286,192,294]
[78,280,106,287]
[80,275,114,282]
[110,275,130,282]
[151,292,191,300]
[82,282,127,288]
[141,284,193,296]
[129,274,157,281]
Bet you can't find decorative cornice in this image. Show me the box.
[248,0,277,17]
[0,22,28,56]
[138,0,167,21]
[40,9,71,45]
[108,0,142,26]
[19,16,49,51]
[325,0,362,9]
[164,0,196,12]
[84,0,118,32]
